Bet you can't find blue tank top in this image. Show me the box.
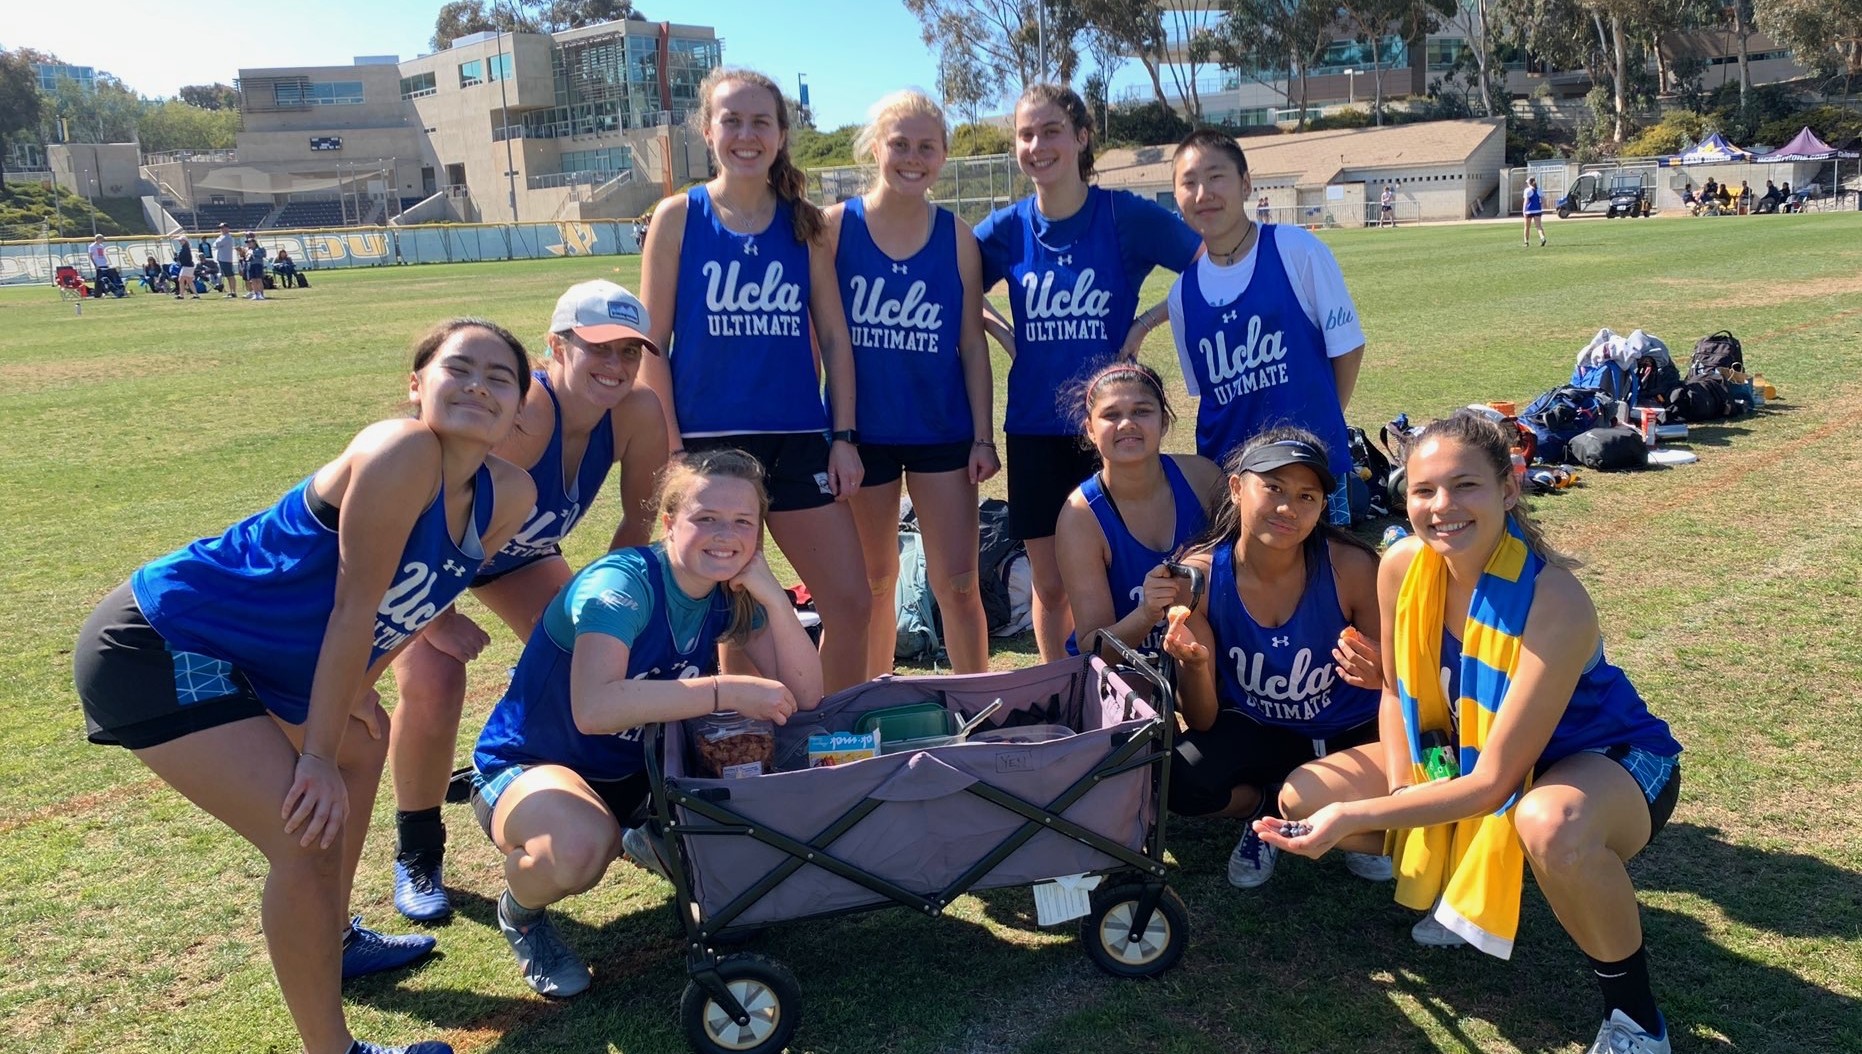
[1066,457,1208,655]
[837,197,971,445]
[995,188,1138,435]
[1524,187,1544,214]
[474,546,733,782]
[671,186,825,436]
[1177,225,1353,488]
[1440,629,1681,764]
[132,464,495,724]
[1206,536,1380,738]
[477,371,616,578]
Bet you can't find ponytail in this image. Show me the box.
[696,66,827,246]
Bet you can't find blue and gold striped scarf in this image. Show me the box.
[1390,519,1542,959]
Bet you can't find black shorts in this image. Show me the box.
[1005,433,1099,541]
[1168,709,1379,817]
[75,581,269,750]
[859,440,971,486]
[1539,744,1681,841]
[686,432,834,513]
[470,764,650,840]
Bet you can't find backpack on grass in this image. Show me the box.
[894,528,943,665]
[1690,331,1744,376]
[1570,358,1638,405]
[1518,386,1616,465]
[1568,426,1646,471]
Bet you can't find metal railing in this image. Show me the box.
[141,149,239,166]
[527,168,633,190]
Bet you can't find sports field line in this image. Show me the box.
[0,777,163,837]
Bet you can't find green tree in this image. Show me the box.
[178,83,241,111]
[950,121,1012,155]
[0,49,44,182]
[138,100,242,153]
[1753,0,1862,92]
[1205,0,1335,130]
[431,0,642,49]
[39,72,144,144]
[905,0,1080,95]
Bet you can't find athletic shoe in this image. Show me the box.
[1540,237,1548,247]
[620,825,669,881]
[393,849,453,923]
[1226,826,1278,889]
[1586,1010,1670,1054]
[349,1041,454,1054]
[341,916,437,980]
[224,293,237,299]
[1344,851,1394,882]
[497,899,591,998]
[1411,914,1469,948]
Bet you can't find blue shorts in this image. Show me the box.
[1540,744,1680,837]
[469,763,649,840]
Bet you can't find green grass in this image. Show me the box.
[4,213,1861,1054]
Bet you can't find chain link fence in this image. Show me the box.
[806,154,1031,226]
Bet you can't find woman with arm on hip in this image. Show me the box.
[74,318,538,1054]
[1257,412,1682,1054]
[385,280,668,923]
[637,67,873,691]
[826,89,997,674]
[973,83,1201,661]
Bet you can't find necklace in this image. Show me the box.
[1207,221,1257,265]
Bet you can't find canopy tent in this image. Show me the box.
[191,166,360,195]
[1662,132,1756,166]
[1755,127,1860,162]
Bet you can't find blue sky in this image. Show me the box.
[5,0,1141,130]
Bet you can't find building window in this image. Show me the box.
[489,53,514,82]
[275,80,365,106]
[1427,37,1469,70]
[460,60,484,88]
[400,72,437,99]
[559,146,634,175]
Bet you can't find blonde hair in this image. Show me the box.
[656,449,771,644]
[853,89,950,163]
[694,67,825,245]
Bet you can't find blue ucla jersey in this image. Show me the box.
[1440,630,1681,763]
[671,186,825,436]
[475,545,732,782]
[1176,225,1353,489]
[1524,186,1544,214]
[837,197,971,444]
[1207,537,1379,738]
[1067,457,1208,654]
[477,371,616,578]
[132,466,494,724]
[977,188,1198,435]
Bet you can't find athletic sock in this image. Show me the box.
[1590,944,1662,1036]
[395,807,445,859]
[500,888,545,929]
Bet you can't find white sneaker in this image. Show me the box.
[1344,851,1394,882]
[1586,1010,1670,1054]
[1226,826,1278,889]
[1411,914,1469,947]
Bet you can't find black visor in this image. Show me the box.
[1235,439,1336,495]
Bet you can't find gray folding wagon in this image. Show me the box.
[642,645,1187,1054]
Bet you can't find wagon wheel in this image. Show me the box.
[1079,880,1188,979]
[680,952,801,1054]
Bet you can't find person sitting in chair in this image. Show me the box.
[1680,184,1700,216]
[273,248,305,289]
[142,254,166,293]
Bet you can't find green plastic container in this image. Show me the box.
[854,701,956,744]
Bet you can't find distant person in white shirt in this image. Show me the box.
[213,223,237,298]
[1379,184,1396,228]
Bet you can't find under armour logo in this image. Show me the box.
[1272,635,1290,647]
[892,263,908,274]
[443,560,466,577]
[1221,310,1238,324]
[742,240,759,256]
[1056,254,1073,266]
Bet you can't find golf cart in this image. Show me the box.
[1557,172,1654,218]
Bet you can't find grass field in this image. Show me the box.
[3,213,1860,1054]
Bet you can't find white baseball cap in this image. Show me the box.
[549,279,658,353]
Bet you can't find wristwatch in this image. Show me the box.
[829,429,860,445]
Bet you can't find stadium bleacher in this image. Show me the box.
[174,203,272,233]
[272,200,350,230]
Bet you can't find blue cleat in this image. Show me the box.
[342,916,437,981]
[393,850,453,923]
